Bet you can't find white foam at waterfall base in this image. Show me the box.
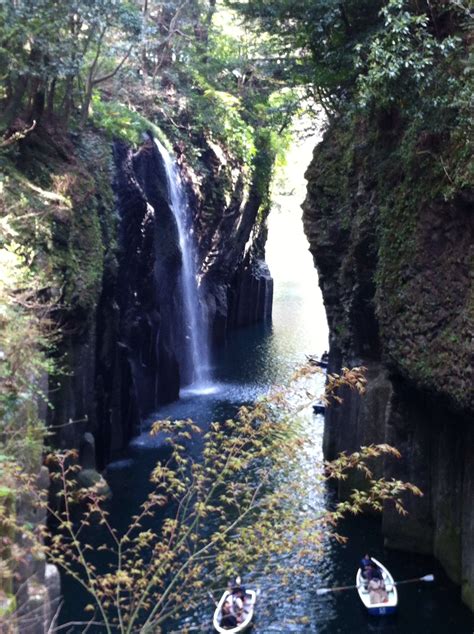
[154,139,212,388]
[180,383,220,396]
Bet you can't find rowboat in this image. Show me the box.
[213,589,257,633]
[312,401,326,415]
[356,557,398,616]
[307,353,328,369]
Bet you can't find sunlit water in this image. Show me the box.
[60,133,473,632]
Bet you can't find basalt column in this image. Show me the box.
[113,138,182,415]
[302,116,474,610]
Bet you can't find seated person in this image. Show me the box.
[368,577,388,604]
[233,595,244,623]
[360,554,373,581]
[221,601,237,629]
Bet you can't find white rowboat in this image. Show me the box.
[356,557,398,616]
[213,589,257,633]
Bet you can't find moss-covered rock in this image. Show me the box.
[304,112,473,413]
[303,91,472,612]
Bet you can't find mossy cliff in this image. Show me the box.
[303,110,473,608]
[1,108,275,627]
[1,109,274,465]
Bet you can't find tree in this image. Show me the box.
[77,0,142,126]
[0,0,142,131]
[1,365,421,632]
[356,0,464,116]
[226,0,384,115]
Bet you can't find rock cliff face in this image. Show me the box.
[195,135,274,341]
[48,130,274,467]
[303,116,473,609]
[113,138,183,411]
[44,133,140,469]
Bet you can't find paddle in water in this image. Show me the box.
[316,574,435,595]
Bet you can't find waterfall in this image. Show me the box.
[154,139,211,390]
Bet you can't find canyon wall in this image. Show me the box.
[303,115,473,609]
[4,122,274,630]
[45,129,274,468]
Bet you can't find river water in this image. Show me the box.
[61,135,473,632]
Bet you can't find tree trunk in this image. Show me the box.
[62,76,75,123]
[1,76,28,129]
[30,84,46,122]
[80,82,93,128]
[46,78,57,117]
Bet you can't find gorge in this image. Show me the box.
[57,129,473,633]
[0,1,472,632]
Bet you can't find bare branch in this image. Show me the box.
[92,44,134,86]
[1,120,36,147]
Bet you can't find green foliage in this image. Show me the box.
[0,166,59,472]
[228,0,384,113]
[165,13,300,171]
[0,246,51,470]
[250,128,276,209]
[229,0,471,135]
[356,0,460,112]
[186,82,257,165]
[90,93,168,146]
[0,0,142,128]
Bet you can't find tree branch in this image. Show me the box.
[1,120,36,147]
[92,44,134,86]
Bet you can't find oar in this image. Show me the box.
[316,573,434,596]
[317,583,361,595]
[395,574,434,586]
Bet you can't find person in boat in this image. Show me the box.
[228,576,246,624]
[368,577,389,604]
[360,554,373,580]
[360,554,383,582]
[233,595,244,623]
[220,601,238,629]
[231,575,246,598]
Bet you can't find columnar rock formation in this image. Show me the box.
[195,137,274,341]
[303,117,473,609]
[47,131,274,467]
